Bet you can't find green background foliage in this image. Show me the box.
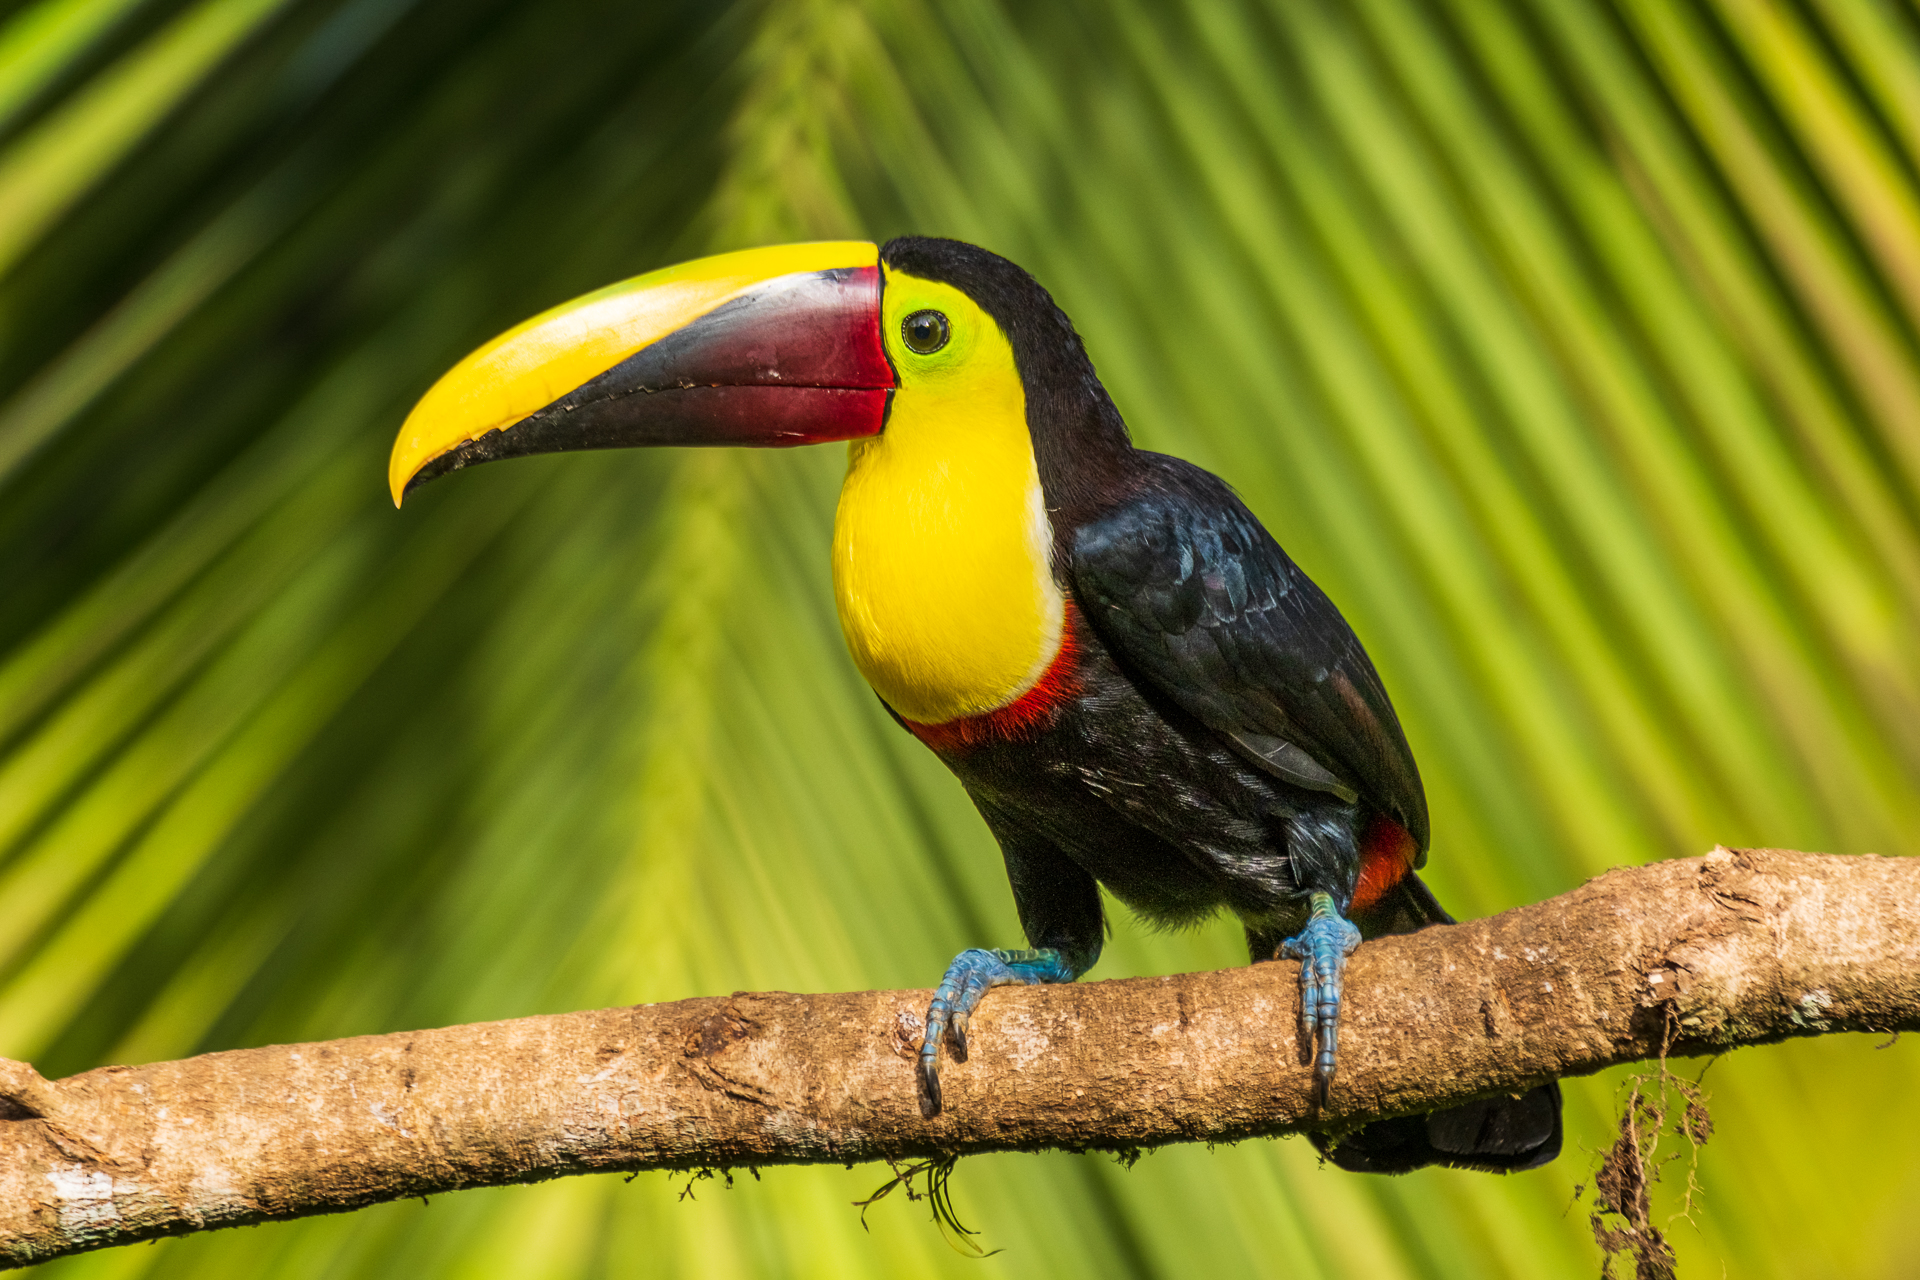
[3,0,1918,1273]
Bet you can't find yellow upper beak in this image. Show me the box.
[389,241,890,505]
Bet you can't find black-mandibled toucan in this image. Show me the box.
[390,238,1561,1174]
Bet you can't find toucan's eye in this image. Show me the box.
[901,309,950,355]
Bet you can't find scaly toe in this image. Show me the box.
[1280,895,1363,1091]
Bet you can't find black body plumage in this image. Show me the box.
[881,237,1561,1174]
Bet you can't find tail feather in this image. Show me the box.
[1328,871,1564,1175]
[1311,1082,1563,1174]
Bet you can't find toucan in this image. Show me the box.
[389,238,1561,1174]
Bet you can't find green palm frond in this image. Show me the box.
[4,0,1918,1276]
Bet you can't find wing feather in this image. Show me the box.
[1071,458,1429,853]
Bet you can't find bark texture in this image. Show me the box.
[3,847,1916,1268]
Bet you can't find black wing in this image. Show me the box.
[1070,457,1429,854]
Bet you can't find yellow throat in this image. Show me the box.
[832,268,1065,726]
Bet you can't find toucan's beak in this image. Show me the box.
[389,241,892,505]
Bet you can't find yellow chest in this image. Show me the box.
[831,381,1064,726]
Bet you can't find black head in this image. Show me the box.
[880,237,1138,523]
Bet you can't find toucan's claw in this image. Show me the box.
[1281,893,1362,1096]
[918,947,1076,1117]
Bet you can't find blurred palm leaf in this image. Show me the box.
[4,0,1919,1276]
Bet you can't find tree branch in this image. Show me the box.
[3,847,1915,1268]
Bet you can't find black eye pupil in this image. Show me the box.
[902,309,950,355]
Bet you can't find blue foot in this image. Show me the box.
[920,947,1076,1117]
[1281,893,1362,1097]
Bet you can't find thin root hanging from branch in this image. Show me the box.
[854,1155,998,1257]
[1578,1011,1716,1280]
